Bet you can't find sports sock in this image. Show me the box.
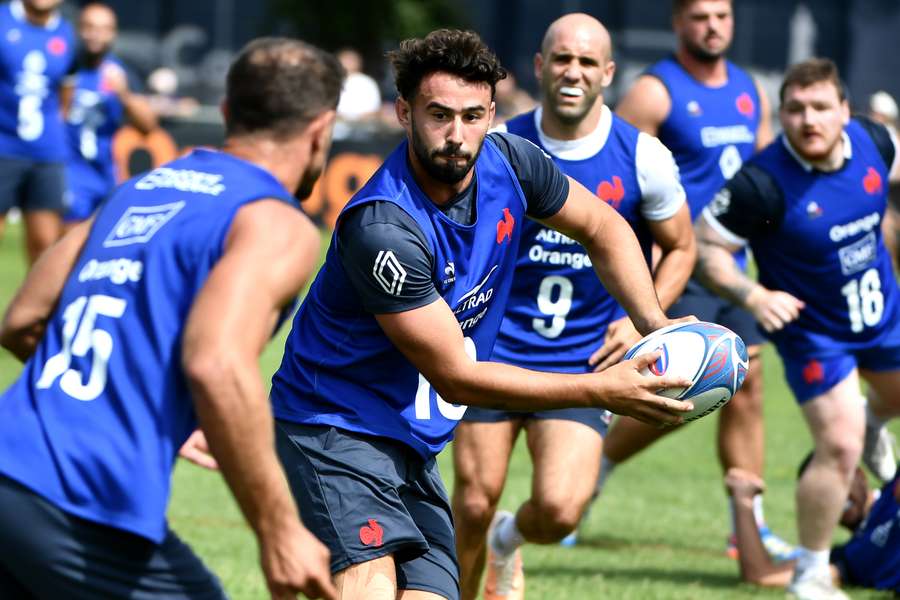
[492,513,525,556]
[752,493,765,528]
[595,455,616,496]
[793,546,830,581]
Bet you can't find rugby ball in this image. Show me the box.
[623,321,749,422]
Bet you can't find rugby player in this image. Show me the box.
[268,29,694,600]
[592,0,792,558]
[63,2,156,226]
[695,58,900,600]
[451,14,694,600]
[0,0,75,264]
[0,37,341,599]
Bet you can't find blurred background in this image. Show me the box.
[65,0,900,225]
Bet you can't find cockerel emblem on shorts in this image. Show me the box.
[649,344,669,376]
[359,519,384,547]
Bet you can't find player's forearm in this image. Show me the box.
[694,240,757,308]
[120,92,157,134]
[185,352,299,538]
[731,494,793,586]
[584,215,667,335]
[653,242,696,310]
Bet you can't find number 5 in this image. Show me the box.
[37,295,127,401]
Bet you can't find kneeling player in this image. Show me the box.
[451,14,694,600]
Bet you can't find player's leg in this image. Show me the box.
[0,158,27,250]
[336,556,398,599]
[516,415,605,543]
[792,365,862,598]
[716,347,764,476]
[858,365,900,482]
[21,162,66,264]
[452,415,521,600]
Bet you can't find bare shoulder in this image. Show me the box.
[615,75,671,135]
[228,199,319,256]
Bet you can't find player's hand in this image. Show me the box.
[745,285,804,332]
[178,429,219,470]
[101,63,129,96]
[260,521,336,600]
[723,467,766,499]
[592,351,694,427]
[589,316,641,372]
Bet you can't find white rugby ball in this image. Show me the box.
[623,321,749,422]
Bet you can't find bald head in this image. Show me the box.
[541,13,612,62]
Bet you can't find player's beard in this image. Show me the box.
[409,115,483,185]
[682,36,728,64]
[293,164,322,202]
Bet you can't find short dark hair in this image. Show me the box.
[387,29,506,101]
[779,58,845,104]
[225,37,344,140]
[672,0,731,15]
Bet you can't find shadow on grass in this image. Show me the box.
[526,563,740,590]
[572,532,725,558]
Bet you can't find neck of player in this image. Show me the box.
[675,47,728,87]
[224,136,305,197]
[406,147,475,206]
[540,95,606,141]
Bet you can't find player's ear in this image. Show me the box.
[602,60,616,88]
[308,110,336,159]
[489,100,496,127]
[396,96,411,128]
[533,52,543,82]
[839,98,850,125]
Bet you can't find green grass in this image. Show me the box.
[0,221,896,599]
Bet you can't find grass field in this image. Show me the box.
[0,221,896,599]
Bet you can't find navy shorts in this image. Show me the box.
[275,421,459,600]
[668,278,765,347]
[0,157,66,214]
[0,475,226,600]
[461,405,612,436]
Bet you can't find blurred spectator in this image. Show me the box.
[335,48,381,121]
[869,90,898,129]
[494,72,535,122]
[145,66,198,118]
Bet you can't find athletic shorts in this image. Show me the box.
[0,475,226,600]
[275,421,459,600]
[668,278,765,347]
[775,327,900,404]
[64,162,113,222]
[0,157,65,215]
[461,405,612,436]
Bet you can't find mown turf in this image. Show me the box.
[0,222,894,599]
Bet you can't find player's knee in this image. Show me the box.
[455,487,499,533]
[816,436,863,478]
[532,494,582,537]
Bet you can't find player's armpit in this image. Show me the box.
[614,75,671,135]
[647,202,696,310]
[0,217,93,362]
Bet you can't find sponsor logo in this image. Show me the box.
[496,207,515,244]
[829,212,880,243]
[78,258,143,285]
[442,261,456,286]
[47,36,66,56]
[649,345,669,376]
[687,100,702,117]
[870,520,893,548]
[535,228,579,245]
[802,359,825,385]
[597,176,625,209]
[527,245,592,270]
[359,519,384,547]
[806,201,823,218]
[103,202,185,247]
[135,168,226,196]
[736,92,755,118]
[700,125,755,148]
[372,250,407,296]
[454,265,498,314]
[863,167,883,195]
[838,232,877,276]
